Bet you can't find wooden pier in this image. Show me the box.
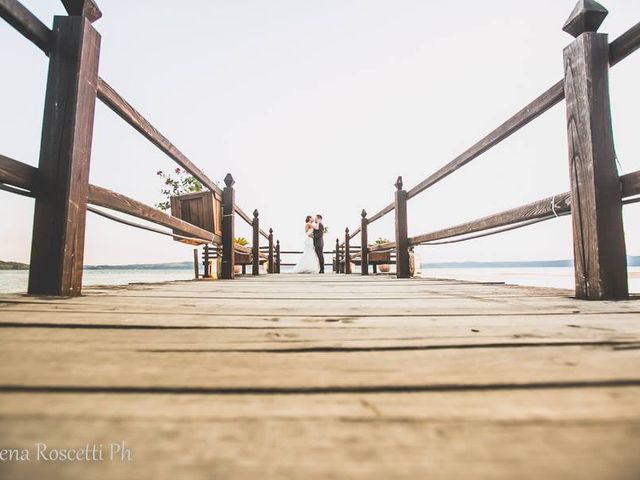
[1,274,640,479]
[2,0,640,478]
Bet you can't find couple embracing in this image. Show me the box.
[292,214,325,274]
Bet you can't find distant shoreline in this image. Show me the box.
[2,256,639,271]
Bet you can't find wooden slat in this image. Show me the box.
[367,203,394,224]
[96,78,221,195]
[88,185,219,244]
[0,0,51,54]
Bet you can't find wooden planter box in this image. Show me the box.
[170,191,222,244]
[369,251,391,263]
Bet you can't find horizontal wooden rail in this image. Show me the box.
[0,154,220,244]
[96,79,221,195]
[0,154,36,190]
[361,20,640,227]
[234,205,269,238]
[1,1,222,196]
[0,0,51,54]
[88,185,220,244]
[409,169,640,246]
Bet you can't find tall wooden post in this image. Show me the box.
[221,173,235,279]
[345,228,352,274]
[193,248,199,279]
[394,176,410,278]
[275,240,281,274]
[268,228,274,273]
[202,244,211,278]
[252,209,260,276]
[28,9,101,296]
[562,1,628,300]
[360,209,369,275]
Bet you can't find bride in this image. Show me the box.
[292,216,320,274]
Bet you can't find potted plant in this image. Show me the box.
[156,168,222,243]
[234,237,249,274]
[370,237,392,273]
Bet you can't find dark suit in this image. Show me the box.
[313,222,325,273]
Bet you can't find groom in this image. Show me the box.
[313,214,325,274]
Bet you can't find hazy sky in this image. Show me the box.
[1,0,639,265]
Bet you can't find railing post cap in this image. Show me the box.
[253,209,259,218]
[563,0,608,38]
[269,227,273,234]
[395,176,403,190]
[61,0,102,23]
[361,209,367,218]
[224,173,235,187]
[345,227,350,233]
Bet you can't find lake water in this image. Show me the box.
[0,267,638,294]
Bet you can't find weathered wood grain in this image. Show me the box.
[564,32,628,300]
[1,274,639,479]
[28,16,100,296]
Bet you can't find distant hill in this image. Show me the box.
[423,256,640,268]
[84,261,193,270]
[0,260,29,270]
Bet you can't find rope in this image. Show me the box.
[87,206,212,245]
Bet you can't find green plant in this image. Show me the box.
[374,237,389,245]
[234,237,249,246]
[155,168,204,211]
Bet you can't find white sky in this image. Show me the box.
[1,0,639,265]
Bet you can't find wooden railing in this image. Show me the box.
[341,2,640,301]
[0,0,280,295]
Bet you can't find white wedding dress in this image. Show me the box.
[292,226,320,274]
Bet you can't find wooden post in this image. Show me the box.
[345,228,351,274]
[202,244,211,278]
[394,176,410,278]
[28,10,101,296]
[275,240,281,273]
[360,209,369,275]
[252,209,260,276]
[193,248,199,279]
[268,228,274,273]
[335,238,341,273]
[562,1,628,300]
[221,173,235,279]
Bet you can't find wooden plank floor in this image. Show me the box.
[0,274,639,480]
